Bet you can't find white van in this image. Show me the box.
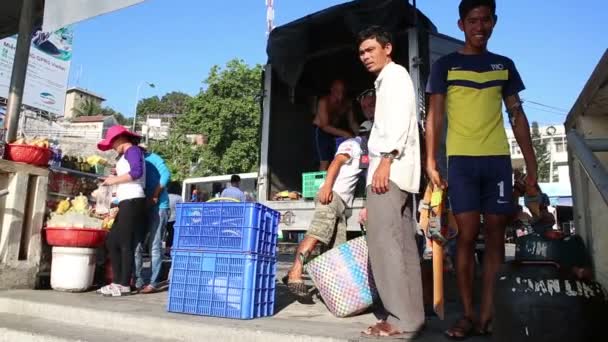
[181,172,258,202]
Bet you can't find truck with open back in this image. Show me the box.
[257,0,462,235]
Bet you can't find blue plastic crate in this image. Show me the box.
[167,251,276,320]
[174,202,279,256]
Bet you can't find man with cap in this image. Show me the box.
[134,143,171,294]
[283,120,373,299]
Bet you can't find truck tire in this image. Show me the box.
[494,262,608,342]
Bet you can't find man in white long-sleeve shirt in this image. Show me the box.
[357,26,424,339]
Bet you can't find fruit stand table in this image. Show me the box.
[0,159,49,289]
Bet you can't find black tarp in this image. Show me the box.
[266,0,437,90]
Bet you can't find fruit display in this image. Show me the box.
[46,194,103,229]
[101,208,119,230]
[13,137,50,148]
[60,154,108,174]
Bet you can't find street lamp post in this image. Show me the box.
[132,81,155,132]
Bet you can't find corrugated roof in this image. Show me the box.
[71,115,110,123]
[66,87,106,101]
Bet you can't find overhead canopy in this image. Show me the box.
[0,0,145,39]
[266,0,437,90]
[565,49,608,128]
[0,0,44,40]
[42,0,145,33]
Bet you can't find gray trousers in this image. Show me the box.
[367,182,424,332]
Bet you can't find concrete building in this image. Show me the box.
[141,113,177,140]
[507,124,569,184]
[63,87,106,120]
[62,115,119,139]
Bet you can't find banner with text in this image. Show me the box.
[0,26,73,115]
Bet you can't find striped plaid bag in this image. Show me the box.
[305,236,378,317]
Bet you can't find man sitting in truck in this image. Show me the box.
[220,175,247,202]
[283,119,373,299]
[313,79,360,171]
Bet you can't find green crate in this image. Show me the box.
[302,171,327,199]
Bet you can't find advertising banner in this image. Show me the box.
[0,26,73,115]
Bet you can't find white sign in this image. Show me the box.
[147,118,162,128]
[43,0,145,33]
[0,26,73,115]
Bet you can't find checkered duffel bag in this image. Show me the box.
[305,236,379,317]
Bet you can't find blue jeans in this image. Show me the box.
[135,207,169,288]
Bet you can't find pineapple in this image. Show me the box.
[70,194,89,214]
[55,199,71,215]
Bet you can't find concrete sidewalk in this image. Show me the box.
[0,253,497,341]
[0,285,490,342]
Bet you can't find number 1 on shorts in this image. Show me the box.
[497,181,505,198]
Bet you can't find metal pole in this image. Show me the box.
[412,0,418,27]
[132,82,144,132]
[5,0,36,143]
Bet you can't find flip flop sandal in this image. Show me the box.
[361,323,421,340]
[476,321,493,336]
[281,275,309,299]
[103,285,133,297]
[444,317,476,341]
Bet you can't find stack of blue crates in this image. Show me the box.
[167,202,280,320]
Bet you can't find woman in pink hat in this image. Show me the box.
[96,126,147,297]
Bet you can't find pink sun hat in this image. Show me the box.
[97,125,141,151]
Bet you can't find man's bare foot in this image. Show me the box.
[444,317,476,340]
[281,274,309,299]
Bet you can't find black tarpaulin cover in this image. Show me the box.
[266,0,437,89]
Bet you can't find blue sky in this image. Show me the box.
[69,0,607,126]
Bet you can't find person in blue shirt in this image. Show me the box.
[220,175,247,202]
[134,147,171,293]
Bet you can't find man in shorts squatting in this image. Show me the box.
[283,120,373,298]
[425,0,538,338]
[358,26,424,339]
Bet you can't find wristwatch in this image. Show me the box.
[381,152,395,160]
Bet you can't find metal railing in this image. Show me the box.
[567,132,608,205]
[22,128,101,140]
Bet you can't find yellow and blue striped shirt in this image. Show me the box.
[426,52,525,156]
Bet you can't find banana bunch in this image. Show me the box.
[86,155,107,167]
[55,199,71,214]
[12,137,49,148]
[29,138,50,148]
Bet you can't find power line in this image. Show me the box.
[522,99,569,113]
[525,106,567,116]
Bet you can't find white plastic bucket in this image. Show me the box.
[51,247,96,292]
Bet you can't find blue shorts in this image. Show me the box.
[313,126,336,162]
[447,156,515,215]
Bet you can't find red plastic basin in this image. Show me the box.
[45,228,108,248]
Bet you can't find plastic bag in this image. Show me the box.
[94,185,112,214]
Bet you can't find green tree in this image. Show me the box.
[153,59,262,181]
[531,121,550,182]
[136,92,192,116]
[136,96,163,116]
[72,99,102,117]
[98,106,132,126]
[160,91,192,114]
[149,133,202,181]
